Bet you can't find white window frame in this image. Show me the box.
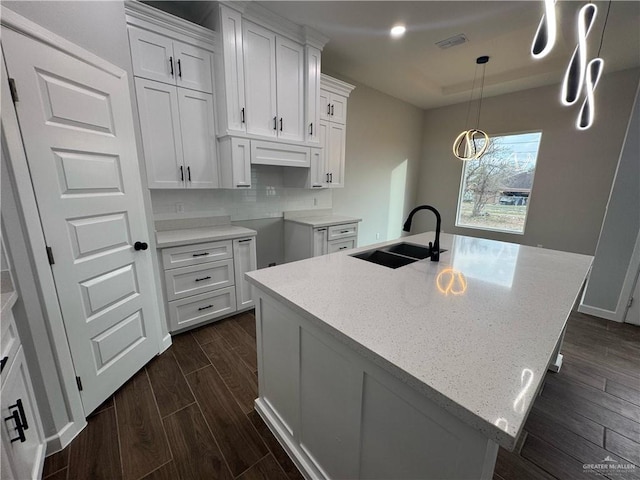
[455,130,543,235]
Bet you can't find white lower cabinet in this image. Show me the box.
[1,297,45,480]
[285,221,359,263]
[160,235,257,332]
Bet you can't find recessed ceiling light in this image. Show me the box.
[390,25,406,38]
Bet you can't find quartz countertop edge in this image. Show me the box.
[245,232,593,450]
[155,225,257,249]
[283,215,362,227]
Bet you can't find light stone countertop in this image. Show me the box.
[156,225,256,249]
[283,215,362,227]
[246,232,593,450]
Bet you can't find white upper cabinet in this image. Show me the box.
[243,21,278,138]
[320,90,348,125]
[214,5,247,134]
[243,20,304,142]
[129,26,213,94]
[305,46,321,144]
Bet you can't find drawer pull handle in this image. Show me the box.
[238,238,252,243]
[340,230,350,234]
[198,304,214,311]
[5,399,28,443]
[339,246,348,250]
[195,276,211,282]
[192,252,210,257]
[0,356,7,373]
[237,184,251,188]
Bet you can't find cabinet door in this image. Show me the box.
[329,93,348,125]
[177,89,218,188]
[276,36,305,142]
[1,349,45,480]
[243,21,277,138]
[318,120,330,184]
[328,238,356,253]
[327,122,346,188]
[309,148,326,188]
[319,89,330,121]
[135,78,185,188]
[174,41,213,94]
[219,5,246,133]
[128,27,176,85]
[233,237,257,310]
[306,47,321,143]
[231,138,251,188]
[313,228,328,257]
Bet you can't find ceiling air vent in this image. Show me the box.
[436,34,468,49]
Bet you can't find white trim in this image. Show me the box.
[577,303,618,322]
[1,8,125,79]
[0,48,87,445]
[616,230,640,323]
[125,0,217,50]
[320,74,356,97]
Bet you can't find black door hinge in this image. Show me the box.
[76,376,83,391]
[8,78,18,103]
[46,246,55,265]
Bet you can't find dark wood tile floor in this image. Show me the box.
[42,310,640,480]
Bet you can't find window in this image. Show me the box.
[456,132,542,234]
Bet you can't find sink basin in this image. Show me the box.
[383,242,433,259]
[350,242,447,268]
[351,249,418,269]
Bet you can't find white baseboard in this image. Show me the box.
[45,419,86,455]
[577,303,620,322]
[159,333,172,353]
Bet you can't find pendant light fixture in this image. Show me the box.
[531,0,557,59]
[452,56,490,161]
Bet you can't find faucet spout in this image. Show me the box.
[403,205,442,261]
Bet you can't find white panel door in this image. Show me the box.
[231,138,251,188]
[3,28,161,414]
[327,123,346,187]
[275,36,304,142]
[233,237,257,310]
[177,89,218,188]
[174,41,213,94]
[318,120,329,184]
[243,21,277,138]
[135,78,185,188]
[319,89,330,121]
[329,93,348,125]
[219,5,246,132]
[305,46,321,144]
[309,147,326,188]
[128,26,175,85]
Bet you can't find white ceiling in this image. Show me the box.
[155,1,640,110]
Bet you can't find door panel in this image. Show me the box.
[243,21,277,138]
[233,237,256,310]
[174,41,213,94]
[305,46,321,144]
[177,89,218,188]
[219,6,246,132]
[135,78,184,188]
[276,37,304,142]
[128,26,175,85]
[329,93,347,125]
[2,28,161,414]
[328,123,346,187]
[319,89,330,121]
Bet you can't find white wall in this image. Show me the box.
[331,78,425,246]
[413,68,640,255]
[581,84,640,317]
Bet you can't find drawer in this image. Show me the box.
[164,259,235,301]
[162,240,232,270]
[1,304,20,388]
[168,287,236,332]
[328,223,358,241]
[328,238,356,253]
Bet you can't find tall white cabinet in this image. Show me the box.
[126,4,219,189]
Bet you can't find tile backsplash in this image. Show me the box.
[151,165,332,221]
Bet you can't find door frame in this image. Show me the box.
[0,8,169,451]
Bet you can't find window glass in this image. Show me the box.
[456,132,542,234]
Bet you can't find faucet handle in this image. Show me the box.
[428,241,433,250]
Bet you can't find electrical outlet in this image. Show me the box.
[537,244,543,248]
[313,197,318,206]
[176,203,184,214]
[376,233,380,240]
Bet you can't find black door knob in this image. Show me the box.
[134,241,148,251]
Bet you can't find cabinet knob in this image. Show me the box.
[134,241,148,251]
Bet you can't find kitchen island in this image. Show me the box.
[245,232,593,479]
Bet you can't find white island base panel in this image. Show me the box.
[254,292,500,480]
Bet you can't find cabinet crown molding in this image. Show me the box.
[321,74,356,97]
[125,0,217,49]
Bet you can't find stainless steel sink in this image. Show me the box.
[350,242,446,269]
